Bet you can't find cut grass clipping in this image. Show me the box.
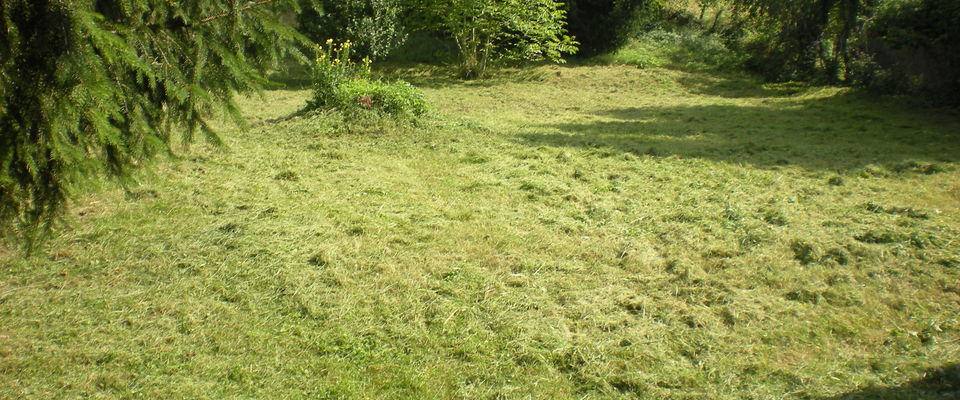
[1,62,959,398]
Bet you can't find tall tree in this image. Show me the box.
[0,0,312,249]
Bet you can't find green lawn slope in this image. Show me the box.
[2,63,958,399]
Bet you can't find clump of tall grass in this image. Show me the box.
[306,39,427,120]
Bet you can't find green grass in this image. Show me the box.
[594,29,747,72]
[2,62,959,399]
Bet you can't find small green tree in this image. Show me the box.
[410,0,579,78]
[0,0,313,249]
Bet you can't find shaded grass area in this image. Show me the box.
[1,63,959,399]
[593,29,748,72]
[821,364,959,399]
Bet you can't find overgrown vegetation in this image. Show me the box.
[412,0,580,78]
[306,39,426,118]
[597,28,747,71]
[856,0,960,102]
[664,0,960,104]
[298,0,408,60]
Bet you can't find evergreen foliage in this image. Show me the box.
[0,0,313,248]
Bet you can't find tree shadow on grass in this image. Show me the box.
[673,72,813,99]
[378,63,559,89]
[821,364,960,400]
[519,90,960,172]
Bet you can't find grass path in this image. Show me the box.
[2,64,959,399]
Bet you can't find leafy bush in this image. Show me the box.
[298,0,407,60]
[336,79,427,118]
[307,40,426,118]
[731,0,878,83]
[846,51,918,95]
[416,0,579,78]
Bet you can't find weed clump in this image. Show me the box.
[858,164,889,178]
[618,295,647,314]
[459,152,490,164]
[937,258,959,269]
[217,222,242,234]
[785,288,823,304]
[306,39,426,120]
[854,231,938,249]
[822,247,851,265]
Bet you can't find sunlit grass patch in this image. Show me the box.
[2,62,959,399]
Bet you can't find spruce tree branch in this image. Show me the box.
[199,0,283,24]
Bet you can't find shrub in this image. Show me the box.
[298,0,407,60]
[417,0,579,78]
[306,40,426,119]
[336,79,427,118]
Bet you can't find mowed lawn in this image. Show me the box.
[2,64,959,399]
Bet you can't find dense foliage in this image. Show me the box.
[733,0,876,82]
[858,0,960,103]
[727,0,959,102]
[0,0,311,248]
[298,0,408,60]
[408,0,579,78]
